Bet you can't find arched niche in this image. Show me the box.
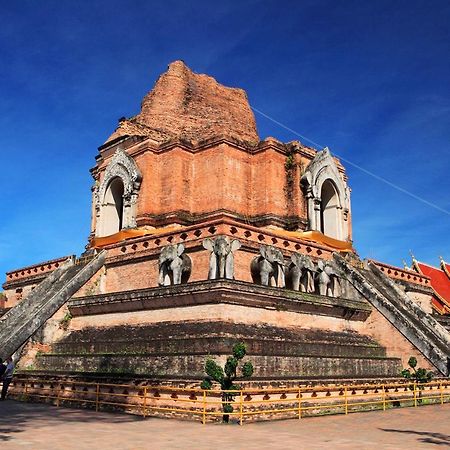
[94,148,142,237]
[300,147,350,241]
[99,177,125,236]
[320,179,341,239]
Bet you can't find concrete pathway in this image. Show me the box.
[0,400,449,449]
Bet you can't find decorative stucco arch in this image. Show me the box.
[300,147,350,241]
[94,148,142,237]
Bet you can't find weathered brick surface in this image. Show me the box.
[50,322,386,355]
[3,61,437,386]
[107,61,259,145]
[95,140,313,231]
[360,307,435,371]
[91,62,335,233]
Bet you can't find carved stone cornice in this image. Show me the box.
[68,279,371,321]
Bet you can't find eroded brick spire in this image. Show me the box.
[106,60,259,145]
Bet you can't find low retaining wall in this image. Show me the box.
[5,374,450,424]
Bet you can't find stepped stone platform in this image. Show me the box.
[67,279,371,320]
[50,322,386,358]
[34,321,401,380]
[6,62,445,386]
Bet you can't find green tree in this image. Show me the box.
[401,356,434,403]
[201,342,254,423]
[400,356,434,383]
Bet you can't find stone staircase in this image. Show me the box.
[0,251,106,360]
[436,315,450,333]
[334,253,450,376]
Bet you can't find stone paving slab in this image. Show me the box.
[0,400,449,449]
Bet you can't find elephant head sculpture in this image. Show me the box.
[158,243,192,286]
[287,253,315,293]
[250,245,285,287]
[316,259,341,297]
[202,236,241,280]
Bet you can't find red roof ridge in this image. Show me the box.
[415,260,440,270]
[415,259,450,314]
[369,258,430,278]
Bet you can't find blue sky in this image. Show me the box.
[1,0,449,281]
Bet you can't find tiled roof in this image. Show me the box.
[415,261,450,314]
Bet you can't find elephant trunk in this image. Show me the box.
[218,255,226,278]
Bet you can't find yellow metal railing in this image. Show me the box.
[5,377,450,424]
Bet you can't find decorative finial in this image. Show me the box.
[409,250,417,264]
[402,259,409,270]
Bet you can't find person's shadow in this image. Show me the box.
[381,428,450,446]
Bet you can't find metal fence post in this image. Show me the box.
[239,390,243,426]
[202,390,207,425]
[344,387,348,415]
[56,384,61,407]
[142,386,147,418]
[96,384,100,412]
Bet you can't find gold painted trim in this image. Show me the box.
[276,230,353,252]
[91,226,180,248]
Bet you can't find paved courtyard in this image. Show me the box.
[0,400,449,449]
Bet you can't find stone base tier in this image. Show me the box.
[33,354,401,380]
[67,279,371,321]
[34,321,401,380]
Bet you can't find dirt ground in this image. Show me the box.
[0,400,449,449]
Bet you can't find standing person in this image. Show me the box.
[0,358,6,379]
[1,357,14,400]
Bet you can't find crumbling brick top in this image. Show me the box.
[106,61,259,145]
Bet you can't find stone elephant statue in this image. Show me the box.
[202,236,241,280]
[158,243,192,286]
[287,253,315,293]
[250,245,285,287]
[316,259,341,297]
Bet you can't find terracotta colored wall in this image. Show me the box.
[71,303,356,333]
[405,291,433,314]
[3,284,36,308]
[251,149,286,217]
[93,140,321,232]
[133,144,252,221]
[360,308,435,371]
[83,247,261,295]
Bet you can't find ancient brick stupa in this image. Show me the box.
[2,61,449,384]
[90,60,353,246]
